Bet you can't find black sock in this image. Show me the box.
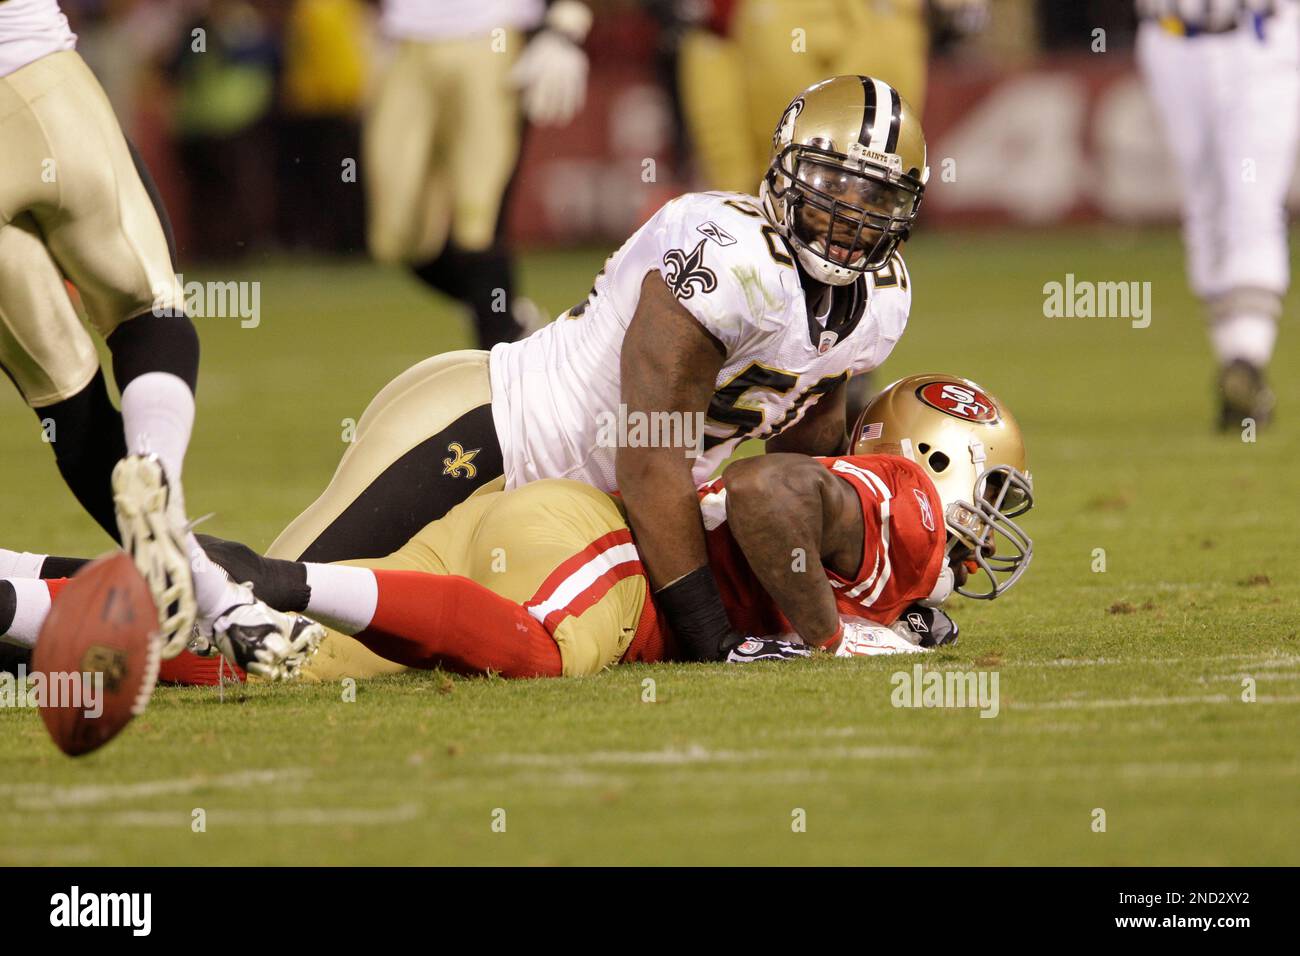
[0,581,15,636]
[40,556,92,579]
[196,534,310,612]
[38,371,128,541]
[411,246,522,348]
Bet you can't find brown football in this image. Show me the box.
[31,551,161,757]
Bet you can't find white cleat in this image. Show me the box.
[112,454,196,659]
[204,586,325,682]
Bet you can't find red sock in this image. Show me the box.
[158,650,245,685]
[44,578,245,685]
[356,570,563,678]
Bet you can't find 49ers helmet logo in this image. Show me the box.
[916,381,999,423]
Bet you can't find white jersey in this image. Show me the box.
[381,0,543,40]
[0,0,75,78]
[489,191,912,491]
[1136,0,1277,31]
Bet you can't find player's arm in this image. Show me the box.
[618,271,737,661]
[722,453,863,648]
[765,377,850,456]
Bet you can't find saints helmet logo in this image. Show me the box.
[442,442,480,479]
[662,239,718,301]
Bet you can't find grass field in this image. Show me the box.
[2,227,1298,865]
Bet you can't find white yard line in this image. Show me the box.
[488,744,926,767]
[1012,693,1300,711]
[979,653,1300,669]
[0,767,310,810]
[7,803,422,829]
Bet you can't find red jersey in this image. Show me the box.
[698,454,947,633]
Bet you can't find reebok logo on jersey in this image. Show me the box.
[913,488,936,532]
[697,221,736,246]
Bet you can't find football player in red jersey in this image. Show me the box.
[0,374,1032,678]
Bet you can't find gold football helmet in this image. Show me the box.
[760,75,928,286]
[852,374,1033,600]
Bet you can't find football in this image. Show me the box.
[30,552,160,757]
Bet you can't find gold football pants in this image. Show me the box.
[0,51,181,407]
[680,0,929,193]
[301,479,652,681]
[364,33,523,264]
[267,350,506,565]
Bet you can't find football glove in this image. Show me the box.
[723,636,812,663]
[893,603,959,648]
[510,1,591,126]
[834,619,927,657]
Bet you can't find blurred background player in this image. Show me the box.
[670,0,987,195]
[0,0,323,667]
[364,0,593,347]
[1136,0,1299,429]
[664,0,987,419]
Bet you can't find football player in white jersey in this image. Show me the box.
[189,74,928,668]
[364,0,592,347]
[1136,0,1299,427]
[0,0,322,678]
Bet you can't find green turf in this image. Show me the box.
[2,229,1298,865]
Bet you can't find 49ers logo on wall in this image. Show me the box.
[916,381,999,423]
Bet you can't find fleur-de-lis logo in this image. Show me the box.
[442,442,480,479]
[662,239,718,301]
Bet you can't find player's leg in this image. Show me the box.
[1211,8,1300,426]
[7,51,321,665]
[1136,23,1234,419]
[734,0,844,188]
[210,480,657,681]
[677,27,757,194]
[364,39,442,267]
[837,0,929,112]
[0,578,67,654]
[265,349,504,563]
[0,215,125,538]
[422,33,526,348]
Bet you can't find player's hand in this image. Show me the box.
[834,618,927,657]
[511,25,589,126]
[723,636,812,663]
[893,603,959,648]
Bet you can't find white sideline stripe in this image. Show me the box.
[526,542,640,623]
[1013,693,1300,711]
[0,767,309,809]
[488,744,926,766]
[10,804,421,829]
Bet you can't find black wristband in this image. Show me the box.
[655,566,738,662]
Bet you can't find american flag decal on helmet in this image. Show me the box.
[859,421,884,442]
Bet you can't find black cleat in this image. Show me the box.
[1218,359,1274,432]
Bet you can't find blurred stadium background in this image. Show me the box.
[65,0,1248,264]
